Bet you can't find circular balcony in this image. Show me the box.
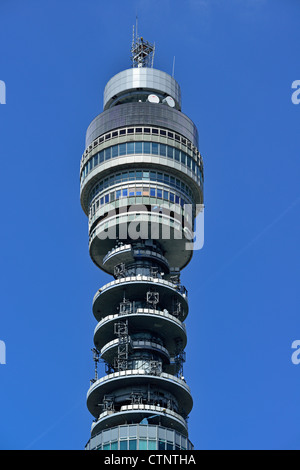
[92,276,188,322]
[86,370,193,420]
[89,212,195,272]
[100,338,170,365]
[102,244,170,276]
[93,309,187,355]
[91,404,188,438]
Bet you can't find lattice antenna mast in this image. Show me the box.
[131,24,155,68]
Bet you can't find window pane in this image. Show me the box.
[111,441,118,450]
[175,149,180,161]
[120,440,128,450]
[129,439,137,450]
[119,143,126,155]
[160,144,167,156]
[139,439,147,450]
[158,440,165,450]
[152,143,159,155]
[148,440,157,450]
[167,146,174,159]
[99,150,104,163]
[144,142,151,154]
[157,189,162,198]
[112,145,118,158]
[135,142,143,153]
[105,147,111,160]
[127,142,134,154]
[150,188,156,197]
[122,189,128,197]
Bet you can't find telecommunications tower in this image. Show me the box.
[80,29,204,450]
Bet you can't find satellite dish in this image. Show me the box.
[147,94,160,104]
[162,96,175,108]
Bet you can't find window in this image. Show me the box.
[175,149,180,161]
[120,441,128,450]
[99,150,104,163]
[119,143,126,155]
[160,144,167,156]
[127,142,134,154]
[148,440,157,450]
[129,440,137,450]
[157,189,162,198]
[135,142,142,153]
[152,142,159,155]
[105,147,111,160]
[167,146,174,159]
[112,131,118,137]
[158,440,165,450]
[144,142,151,154]
[139,440,147,450]
[150,188,156,197]
[112,145,118,158]
[122,189,128,197]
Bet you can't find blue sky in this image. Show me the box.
[0,0,299,450]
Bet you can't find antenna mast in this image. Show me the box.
[131,22,155,68]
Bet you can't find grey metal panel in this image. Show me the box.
[85,102,198,148]
[103,68,181,110]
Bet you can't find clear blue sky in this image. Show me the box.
[0,0,299,450]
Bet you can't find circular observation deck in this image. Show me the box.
[89,213,195,273]
[91,404,188,437]
[86,370,193,419]
[92,275,188,322]
[93,309,187,355]
[103,68,181,111]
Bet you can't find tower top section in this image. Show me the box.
[131,24,155,68]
